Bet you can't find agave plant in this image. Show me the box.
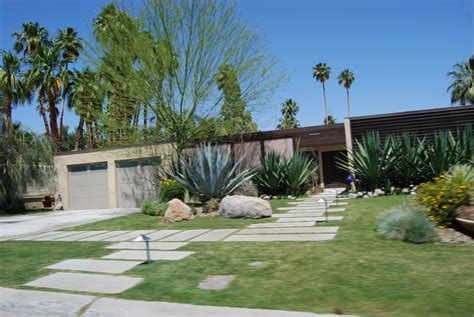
[169,143,256,203]
[338,131,400,191]
[253,152,317,196]
[286,152,318,195]
[391,133,426,187]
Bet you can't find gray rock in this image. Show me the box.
[164,199,194,223]
[367,192,374,197]
[219,195,272,219]
[248,261,265,268]
[374,188,385,196]
[401,188,410,194]
[356,192,364,198]
[198,275,235,290]
[362,194,369,198]
[348,193,358,199]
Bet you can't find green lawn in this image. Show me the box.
[1,196,473,316]
[66,199,291,231]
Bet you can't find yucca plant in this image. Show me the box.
[169,143,256,203]
[392,133,426,187]
[338,131,400,191]
[421,130,463,179]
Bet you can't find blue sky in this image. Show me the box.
[1,0,472,132]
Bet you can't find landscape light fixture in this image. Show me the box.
[134,234,152,264]
[335,190,339,206]
[318,198,328,222]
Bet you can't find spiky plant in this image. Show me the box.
[169,143,256,203]
[252,152,287,196]
[286,152,318,195]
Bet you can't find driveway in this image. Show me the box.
[0,208,139,240]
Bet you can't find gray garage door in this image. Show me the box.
[68,162,108,210]
[116,158,159,208]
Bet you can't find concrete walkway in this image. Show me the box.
[0,208,139,240]
[0,287,355,317]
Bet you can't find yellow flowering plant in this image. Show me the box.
[416,168,472,227]
[159,178,185,202]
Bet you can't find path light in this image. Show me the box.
[335,190,339,206]
[134,234,152,264]
[318,198,328,222]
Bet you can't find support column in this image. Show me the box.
[318,150,325,189]
[107,159,118,208]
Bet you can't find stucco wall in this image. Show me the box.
[54,143,175,210]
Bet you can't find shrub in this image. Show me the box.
[253,152,317,196]
[168,143,256,203]
[416,164,473,227]
[376,206,438,243]
[141,199,168,216]
[159,179,185,202]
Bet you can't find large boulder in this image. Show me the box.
[164,199,194,223]
[219,195,272,219]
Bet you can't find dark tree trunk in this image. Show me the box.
[38,91,50,136]
[48,95,61,152]
[74,116,84,150]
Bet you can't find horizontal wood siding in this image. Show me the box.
[350,106,474,143]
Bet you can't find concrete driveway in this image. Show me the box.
[0,208,139,240]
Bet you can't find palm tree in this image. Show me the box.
[312,63,331,124]
[278,98,300,129]
[0,50,25,122]
[55,27,83,135]
[28,45,62,151]
[12,22,50,57]
[337,69,355,117]
[447,58,473,106]
[69,69,103,150]
[324,115,336,125]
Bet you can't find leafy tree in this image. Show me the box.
[217,63,256,135]
[447,57,474,106]
[277,98,300,129]
[0,123,53,212]
[312,62,331,124]
[91,0,281,154]
[338,69,355,117]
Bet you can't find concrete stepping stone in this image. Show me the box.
[246,222,316,228]
[160,229,210,241]
[276,217,319,222]
[34,231,87,241]
[53,231,108,241]
[82,297,356,317]
[146,230,182,241]
[248,261,266,268]
[198,275,235,290]
[224,234,336,242]
[14,231,63,241]
[272,213,323,218]
[106,242,188,250]
[238,227,339,234]
[190,229,238,242]
[78,231,131,241]
[102,250,194,261]
[288,208,345,213]
[46,259,142,274]
[101,230,156,242]
[0,286,95,316]
[24,272,142,294]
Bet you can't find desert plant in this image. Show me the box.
[252,152,287,196]
[286,152,318,195]
[376,206,438,243]
[169,143,256,203]
[141,199,168,217]
[391,133,426,188]
[159,178,185,202]
[338,131,400,191]
[253,152,317,196]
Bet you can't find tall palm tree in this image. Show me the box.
[324,115,336,125]
[278,98,300,129]
[28,45,62,151]
[0,50,25,122]
[69,69,103,150]
[447,58,473,106]
[312,62,331,124]
[338,69,355,117]
[55,27,83,135]
[12,22,50,57]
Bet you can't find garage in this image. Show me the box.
[116,158,159,208]
[68,162,108,210]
